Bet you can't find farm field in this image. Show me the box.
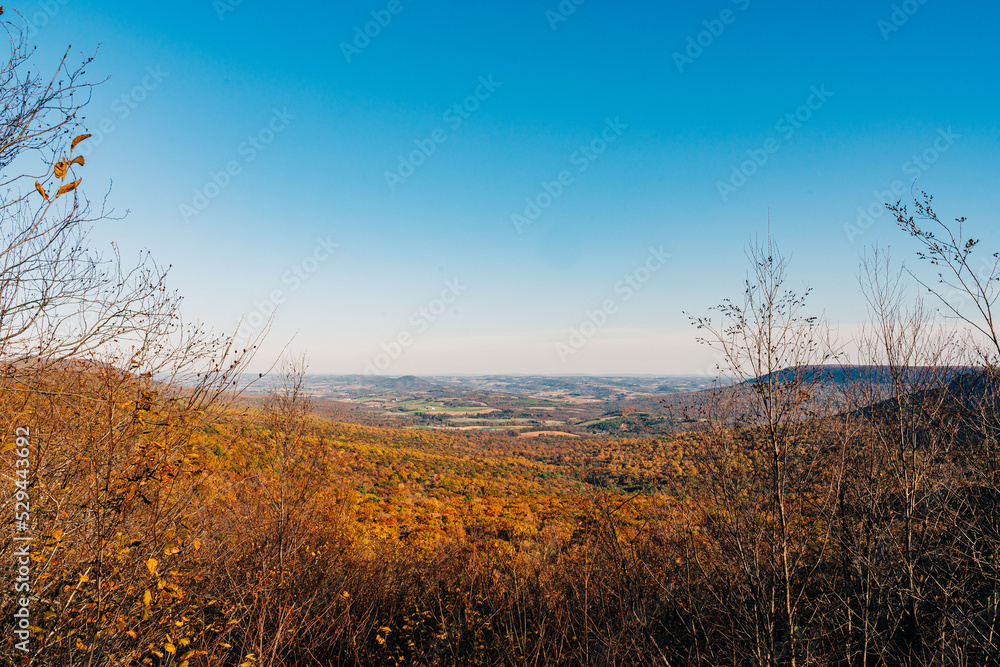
[251,374,720,436]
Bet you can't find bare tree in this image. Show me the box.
[686,236,842,666]
[0,15,266,664]
[0,15,186,380]
[889,193,1000,662]
[890,191,1000,364]
[833,248,969,665]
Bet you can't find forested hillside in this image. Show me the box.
[3,12,1000,667]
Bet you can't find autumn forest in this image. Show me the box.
[4,9,1000,667]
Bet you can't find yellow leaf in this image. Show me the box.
[54,161,68,179]
[0,442,14,453]
[56,179,81,196]
[71,155,85,166]
[146,558,158,576]
[52,528,63,540]
[143,590,152,607]
[35,181,48,199]
[127,630,137,639]
[79,574,89,583]
[163,543,180,556]
[164,643,176,654]
[72,133,92,150]
[192,539,201,551]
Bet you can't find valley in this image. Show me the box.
[253,374,724,436]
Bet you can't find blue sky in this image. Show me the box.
[24,0,1000,375]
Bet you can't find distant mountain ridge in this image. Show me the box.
[754,365,974,386]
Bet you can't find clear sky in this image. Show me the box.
[24,0,1000,375]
